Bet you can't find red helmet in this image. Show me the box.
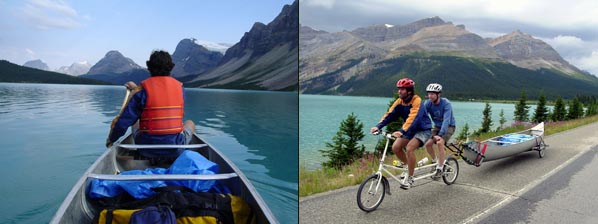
[396,78,415,88]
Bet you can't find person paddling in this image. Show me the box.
[106,50,195,160]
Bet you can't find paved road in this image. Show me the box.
[477,145,598,223]
[299,122,598,224]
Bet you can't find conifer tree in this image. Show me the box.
[586,103,598,117]
[479,102,493,133]
[567,97,584,120]
[514,90,529,122]
[455,123,470,143]
[320,113,366,169]
[498,109,507,130]
[532,91,549,123]
[552,96,566,121]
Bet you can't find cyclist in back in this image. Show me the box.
[423,83,456,180]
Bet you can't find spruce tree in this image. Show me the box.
[320,113,366,169]
[552,96,566,121]
[514,90,529,122]
[567,97,584,120]
[498,109,507,130]
[455,123,470,143]
[532,91,549,123]
[479,102,493,133]
[586,103,598,117]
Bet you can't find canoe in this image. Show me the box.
[50,131,278,223]
[461,122,547,166]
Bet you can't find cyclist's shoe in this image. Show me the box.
[400,176,414,190]
[431,168,443,180]
[393,160,406,168]
[399,172,407,180]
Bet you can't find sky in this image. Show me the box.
[300,0,598,76]
[0,0,294,70]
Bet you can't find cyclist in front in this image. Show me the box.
[370,78,432,190]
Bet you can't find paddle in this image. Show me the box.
[118,89,132,114]
[106,88,133,148]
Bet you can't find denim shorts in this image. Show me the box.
[402,129,432,146]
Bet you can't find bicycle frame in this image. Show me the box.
[373,132,445,182]
[357,131,461,212]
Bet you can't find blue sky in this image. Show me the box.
[300,0,598,76]
[0,0,294,69]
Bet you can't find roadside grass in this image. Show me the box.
[299,115,598,198]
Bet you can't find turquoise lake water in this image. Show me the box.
[0,83,298,224]
[299,94,544,170]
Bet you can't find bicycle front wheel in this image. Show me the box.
[357,174,386,212]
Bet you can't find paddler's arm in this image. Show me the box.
[106,85,143,147]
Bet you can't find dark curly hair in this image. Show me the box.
[146,50,175,76]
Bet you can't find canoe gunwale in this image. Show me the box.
[88,173,239,181]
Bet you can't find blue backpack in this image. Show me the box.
[128,205,176,224]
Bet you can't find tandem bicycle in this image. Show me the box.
[356,131,460,212]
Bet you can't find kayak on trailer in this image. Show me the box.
[50,131,278,223]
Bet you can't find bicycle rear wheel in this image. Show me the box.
[442,157,459,185]
[357,174,386,212]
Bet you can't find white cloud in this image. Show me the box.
[549,35,584,48]
[302,0,598,32]
[572,51,598,76]
[25,48,36,59]
[21,0,82,30]
[300,0,336,9]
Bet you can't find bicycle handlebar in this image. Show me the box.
[372,131,396,140]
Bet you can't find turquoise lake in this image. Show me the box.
[300,94,544,170]
[0,83,298,224]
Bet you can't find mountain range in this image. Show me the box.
[186,0,298,90]
[71,0,297,91]
[3,1,297,91]
[1,60,108,85]
[300,17,598,99]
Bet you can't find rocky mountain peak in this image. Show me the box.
[219,0,298,64]
[489,30,582,74]
[56,61,91,76]
[350,16,448,42]
[170,38,223,78]
[23,59,49,71]
[411,16,446,27]
[87,50,142,75]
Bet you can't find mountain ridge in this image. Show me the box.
[300,16,598,99]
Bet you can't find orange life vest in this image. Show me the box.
[139,76,184,135]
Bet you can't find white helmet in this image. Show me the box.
[426,83,442,93]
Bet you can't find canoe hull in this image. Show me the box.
[50,132,277,223]
[462,122,546,166]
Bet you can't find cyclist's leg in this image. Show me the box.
[392,137,409,164]
[437,126,455,169]
[424,138,436,162]
[405,138,421,176]
[427,127,440,162]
